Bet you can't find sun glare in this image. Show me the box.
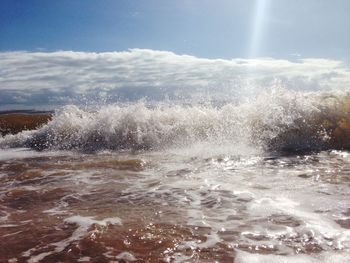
[249,0,271,58]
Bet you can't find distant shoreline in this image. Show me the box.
[0,109,53,115]
[0,112,52,136]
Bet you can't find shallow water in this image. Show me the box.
[0,147,349,262]
[1,90,350,262]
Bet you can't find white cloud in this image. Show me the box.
[0,49,349,107]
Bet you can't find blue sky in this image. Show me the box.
[1,1,350,109]
[1,0,349,60]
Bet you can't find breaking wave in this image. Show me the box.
[1,88,350,153]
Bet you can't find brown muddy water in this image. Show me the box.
[0,100,350,262]
[0,149,349,262]
[0,112,51,137]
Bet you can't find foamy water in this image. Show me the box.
[1,87,350,153]
[0,88,350,262]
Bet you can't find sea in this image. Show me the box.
[0,87,350,262]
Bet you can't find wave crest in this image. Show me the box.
[1,88,350,153]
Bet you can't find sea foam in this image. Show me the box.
[1,88,349,153]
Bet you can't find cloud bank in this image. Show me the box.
[0,49,349,108]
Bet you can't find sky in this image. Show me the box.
[1,0,350,109]
[1,0,350,60]
[1,49,349,108]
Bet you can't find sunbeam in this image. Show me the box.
[249,0,271,58]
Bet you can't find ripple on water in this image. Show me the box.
[0,150,349,262]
